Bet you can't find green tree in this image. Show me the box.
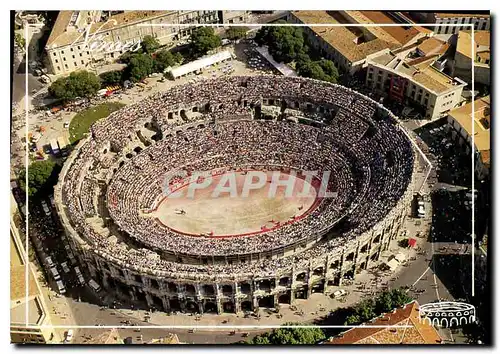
[14,33,25,49]
[390,288,412,307]
[141,35,160,54]
[18,160,61,198]
[189,27,222,57]
[48,70,100,101]
[225,27,248,40]
[126,53,154,82]
[248,323,325,344]
[153,49,182,73]
[375,290,394,313]
[99,70,124,86]
[256,22,305,63]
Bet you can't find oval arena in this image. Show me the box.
[55,76,415,314]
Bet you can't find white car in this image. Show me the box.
[50,267,61,281]
[74,267,85,285]
[61,262,70,274]
[45,256,54,268]
[63,122,70,128]
[56,280,66,294]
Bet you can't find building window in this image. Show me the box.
[81,60,84,64]
[53,52,56,56]
[70,47,73,51]
[80,53,82,57]
[57,66,61,71]
[63,57,66,61]
[78,46,81,50]
[65,64,68,69]
[72,55,75,59]
[74,62,77,66]
[55,59,58,63]
[61,50,64,54]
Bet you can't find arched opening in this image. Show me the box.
[258,296,274,308]
[144,122,150,128]
[204,302,217,313]
[203,284,215,296]
[168,112,173,119]
[152,296,163,309]
[185,301,199,314]
[313,267,324,276]
[296,272,306,282]
[134,146,142,154]
[103,148,108,154]
[185,284,196,295]
[294,287,308,300]
[343,270,354,279]
[360,244,368,253]
[169,299,181,312]
[150,279,159,289]
[151,134,161,142]
[258,279,271,291]
[222,285,232,296]
[330,260,340,269]
[278,292,291,304]
[311,281,325,294]
[125,152,133,159]
[346,252,355,261]
[373,235,381,243]
[192,106,198,113]
[450,318,459,327]
[167,282,178,293]
[239,283,251,294]
[223,301,235,313]
[278,277,290,287]
[119,161,125,167]
[241,301,252,312]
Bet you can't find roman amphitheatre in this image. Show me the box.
[55,75,415,314]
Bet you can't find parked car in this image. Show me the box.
[45,256,54,268]
[61,262,70,274]
[50,267,61,281]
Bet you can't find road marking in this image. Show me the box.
[409,266,431,290]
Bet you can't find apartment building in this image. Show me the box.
[10,194,54,344]
[288,11,429,73]
[366,43,466,119]
[453,30,490,86]
[45,10,221,75]
[412,12,490,34]
[446,96,490,180]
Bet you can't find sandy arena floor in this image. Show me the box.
[152,171,320,237]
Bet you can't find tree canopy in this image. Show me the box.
[48,70,101,101]
[256,22,306,63]
[153,49,182,73]
[189,27,222,57]
[247,323,325,344]
[296,57,339,83]
[225,27,249,40]
[345,288,413,325]
[18,160,61,198]
[126,53,155,82]
[141,35,160,54]
[99,70,124,86]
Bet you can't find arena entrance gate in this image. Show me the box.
[258,296,274,308]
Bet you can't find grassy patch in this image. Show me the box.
[69,101,125,144]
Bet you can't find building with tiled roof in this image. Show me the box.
[10,192,54,344]
[324,301,443,344]
[45,10,222,75]
[411,12,490,35]
[365,42,466,119]
[453,30,490,85]
[287,11,428,73]
[446,95,490,179]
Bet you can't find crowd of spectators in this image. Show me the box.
[59,76,414,279]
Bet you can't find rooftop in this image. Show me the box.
[456,30,490,62]
[324,301,442,344]
[416,37,449,57]
[449,96,490,166]
[370,50,463,94]
[47,10,173,48]
[291,11,399,63]
[435,12,490,18]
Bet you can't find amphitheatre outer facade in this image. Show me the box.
[55,75,416,314]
